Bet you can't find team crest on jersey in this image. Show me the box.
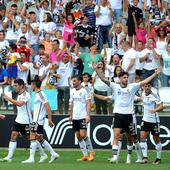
[79,92,82,96]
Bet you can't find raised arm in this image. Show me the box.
[140,69,161,86]
[92,62,110,86]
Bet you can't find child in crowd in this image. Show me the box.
[45,64,59,89]
[55,30,64,50]
[62,13,75,48]
[132,13,147,48]
[6,43,20,85]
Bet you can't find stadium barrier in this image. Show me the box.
[0,115,170,150]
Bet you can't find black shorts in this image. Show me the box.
[113,113,133,133]
[72,119,87,131]
[140,121,160,135]
[36,124,44,135]
[12,121,30,135]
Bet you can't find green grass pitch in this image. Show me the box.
[0,149,169,170]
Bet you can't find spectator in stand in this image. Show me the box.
[0,30,9,68]
[55,30,64,50]
[126,0,143,46]
[39,54,52,89]
[140,38,162,88]
[17,23,29,41]
[16,51,29,85]
[121,40,136,83]
[76,15,94,53]
[39,12,56,41]
[75,43,103,76]
[94,0,114,50]
[39,33,52,56]
[33,44,45,79]
[132,13,147,47]
[57,52,73,115]
[27,11,39,55]
[16,36,30,62]
[62,13,75,48]
[0,60,8,86]
[0,4,6,31]
[6,0,24,13]
[107,53,121,80]
[135,41,144,78]
[52,0,65,31]
[83,0,96,29]
[149,0,162,20]
[161,42,170,87]
[109,0,123,23]
[156,27,168,55]
[2,4,21,44]
[109,23,127,51]
[6,43,20,85]
[50,39,62,64]
[38,0,52,22]
[92,60,109,114]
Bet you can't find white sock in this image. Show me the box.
[112,145,118,160]
[36,141,45,157]
[84,136,94,153]
[117,140,122,159]
[42,140,56,156]
[78,139,88,156]
[140,141,148,158]
[155,142,162,159]
[29,141,37,161]
[7,140,17,159]
[135,142,142,160]
[127,145,133,159]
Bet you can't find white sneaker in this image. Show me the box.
[0,157,12,162]
[39,154,48,163]
[136,159,142,163]
[110,157,118,164]
[21,158,35,163]
[49,153,59,163]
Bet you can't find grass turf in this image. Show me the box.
[0,149,170,170]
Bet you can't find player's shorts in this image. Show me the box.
[140,120,160,135]
[72,119,87,131]
[12,121,30,135]
[35,124,44,135]
[113,113,133,133]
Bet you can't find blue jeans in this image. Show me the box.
[98,25,112,50]
[114,9,122,23]
[162,73,170,87]
[57,86,70,114]
[142,69,158,88]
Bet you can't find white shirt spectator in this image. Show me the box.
[122,48,136,74]
[94,5,112,26]
[57,61,73,87]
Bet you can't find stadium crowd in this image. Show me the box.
[0,0,170,115]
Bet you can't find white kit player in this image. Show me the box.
[140,83,163,164]
[93,62,161,164]
[22,78,59,163]
[69,75,95,161]
[0,79,46,163]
